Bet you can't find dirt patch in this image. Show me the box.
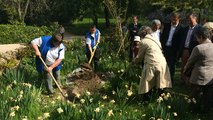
[64,64,105,100]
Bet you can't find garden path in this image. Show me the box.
[0,44,26,54]
[0,32,84,55]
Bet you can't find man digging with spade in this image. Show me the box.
[85,24,101,71]
[31,32,65,95]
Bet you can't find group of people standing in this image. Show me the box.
[30,11,213,114]
[129,12,213,113]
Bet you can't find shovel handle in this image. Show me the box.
[88,43,99,64]
[39,56,66,97]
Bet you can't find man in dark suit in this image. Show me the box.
[128,16,142,61]
[160,12,183,82]
[179,13,201,83]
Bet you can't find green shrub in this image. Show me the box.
[0,24,55,44]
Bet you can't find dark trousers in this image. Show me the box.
[61,33,64,40]
[129,41,134,62]
[86,49,100,71]
[181,49,190,83]
[164,46,177,82]
[189,84,213,113]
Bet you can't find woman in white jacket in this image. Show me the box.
[133,26,172,100]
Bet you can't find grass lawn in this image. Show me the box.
[67,18,115,36]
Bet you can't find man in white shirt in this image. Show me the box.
[85,25,101,71]
[31,32,65,95]
[160,12,183,82]
[151,19,161,41]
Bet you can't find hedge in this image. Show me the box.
[0,24,57,44]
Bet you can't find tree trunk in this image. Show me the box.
[104,4,110,28]
[22,0,30,23]
[14,0,30,23]
[92,11,98,27]
[17,1,22,21]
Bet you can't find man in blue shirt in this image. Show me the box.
[31,32,65,95]
[85,25,101,71]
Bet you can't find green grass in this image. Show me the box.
[0,39,212,120]
[67,18,115,36]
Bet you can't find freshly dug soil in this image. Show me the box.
[64,64,105,100]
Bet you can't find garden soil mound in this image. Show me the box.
[64,63,105,100]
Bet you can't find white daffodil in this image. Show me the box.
[157,96,163,103]
[57,107,64,114]
[110,100,115,104]
[173,112,178,117]
[102,95,107,100]
[161,93,165,97]
[163,95,168,100]
[37,116,43,120]
[112,91,116,95]
[166,93,171,98]
[94,107,100,113]
[100,104,105,107]
[72,104,76,108]
[167,105,171,109]
[43,112,50,118]
[127,90,133,97]
[89,98,93,103]
[14,105,20,111]
[192,98,197,104]
[13,80,17,85]
[75,93,81,98]
[20,90,24,95]
[22,117,28,120]
[80,99,85,104]
[150,117,155,120]
[86,91,91,96]
[157,118,163,120]
[107,110,114,117]
[51,101,55,104]
[23,83,32,88]
[187,99,191,103]
[79,109,82,113]
[9,111,15,117]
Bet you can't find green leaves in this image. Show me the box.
[0,24,53,44]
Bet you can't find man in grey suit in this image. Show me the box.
[184,27,213,113]
[179,13,201,83]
